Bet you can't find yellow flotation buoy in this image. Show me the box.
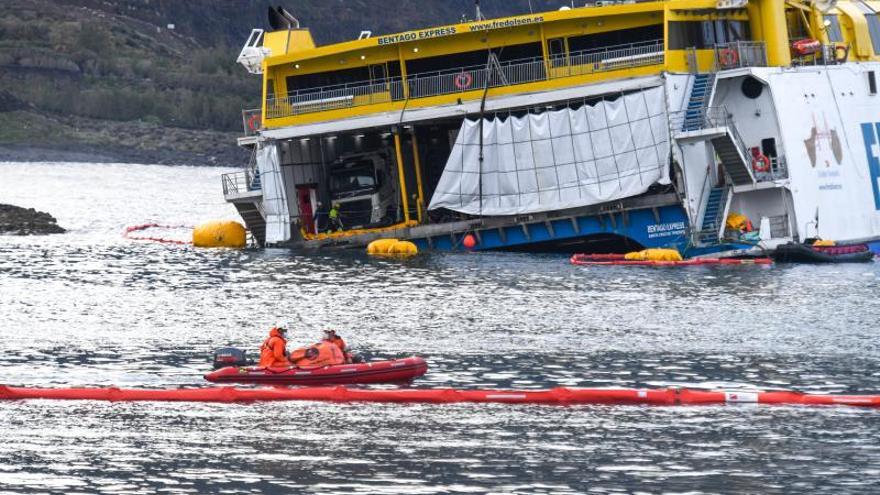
[388,240,418,255]
[367,238,418,256]
[624,248,683,262]
[192,220,247,248]
[367,238,399,255]
[812,239,836,247]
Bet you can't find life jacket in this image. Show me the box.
[325,335,352,364]
[259,328,291,368]
[290,341,345,369]
[325,335,346,353]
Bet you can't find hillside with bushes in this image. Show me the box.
[0,0,568,164]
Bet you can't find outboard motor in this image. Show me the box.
[212,347,250,370]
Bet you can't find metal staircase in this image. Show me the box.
[698,186,729,244]
[233,201,266,247]
[710,129,755,186]
[682,73,715,131]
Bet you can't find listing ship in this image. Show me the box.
[222,0,880,255]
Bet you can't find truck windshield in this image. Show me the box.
[330,160,376,194]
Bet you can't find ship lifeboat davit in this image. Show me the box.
[192,220,246,248]
[205,356,428,386]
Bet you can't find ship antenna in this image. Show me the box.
[528,0,533,14]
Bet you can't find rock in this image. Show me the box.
[0,204,66,235]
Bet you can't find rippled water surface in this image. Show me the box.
[1,162,879,494]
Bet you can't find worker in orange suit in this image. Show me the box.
[322,329,364,364]
[259,326,293,368]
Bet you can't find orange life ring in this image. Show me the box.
[719,48,739,67]
[246,114,261,131]
[454,72,473,90]
[752,153,771,173]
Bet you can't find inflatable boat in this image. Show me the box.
[205,356,428,385]
[570,253,772,266]
[772,242,875,263]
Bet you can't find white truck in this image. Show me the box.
[327,151,398,230]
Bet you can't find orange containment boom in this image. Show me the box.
[570,254,773,266]
[123,223,191,245]
[1,385,878,408]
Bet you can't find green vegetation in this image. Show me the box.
[0,0,561,162]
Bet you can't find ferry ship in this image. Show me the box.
[222,0,880,256]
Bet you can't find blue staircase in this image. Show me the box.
[682,73,715,131]
[699,187,726,243]
[249,170,261,191]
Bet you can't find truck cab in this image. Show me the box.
[327,151,397,230]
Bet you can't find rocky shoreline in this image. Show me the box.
[0,204,66,235]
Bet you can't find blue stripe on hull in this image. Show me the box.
[411,204,693,252]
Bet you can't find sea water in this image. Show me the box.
[1,161,879,494]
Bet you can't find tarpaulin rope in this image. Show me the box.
[123,224,192,245]
[1,385,878,408]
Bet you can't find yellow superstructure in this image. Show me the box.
[253,1,880,131]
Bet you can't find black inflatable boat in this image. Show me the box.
[772,242,875,263]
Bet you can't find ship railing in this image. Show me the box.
[263,40,664,119]
[767,214,791,238]
[754,155,789,181]
[791,42,852,66]
[266,79,404,118]
[222,171,247,197]
[563,39,664,74]
[714,41,767,70]
[242,108,262,136]
[672,106,749,151]
[221,158,261,198]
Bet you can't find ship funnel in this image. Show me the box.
[277,6,301,28]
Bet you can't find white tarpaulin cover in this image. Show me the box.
[258,143,291,243]
[428,86,670,216]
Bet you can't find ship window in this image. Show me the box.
[668,21,751,50]
[286,66,371,94]
[866,14,880,55]
[548,38,566,67]
[869,71,877,95]
[825,15,843,43]
[406,49,490,75]
[567,24,663,53]
[370,64,386,82]
[494,42,543,62]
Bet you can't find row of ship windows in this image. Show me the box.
[268,14,880,98]
[277,23,673,95]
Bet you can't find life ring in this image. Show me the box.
[752,153,771,173]
[834,45,850,63]
[246,114,261,131]
[719,48,739,67]
[454,72,473,90]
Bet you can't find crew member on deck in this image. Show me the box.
[259,326,292,367]
[327,203,343,232]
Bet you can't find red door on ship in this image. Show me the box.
[296,186,317,234]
